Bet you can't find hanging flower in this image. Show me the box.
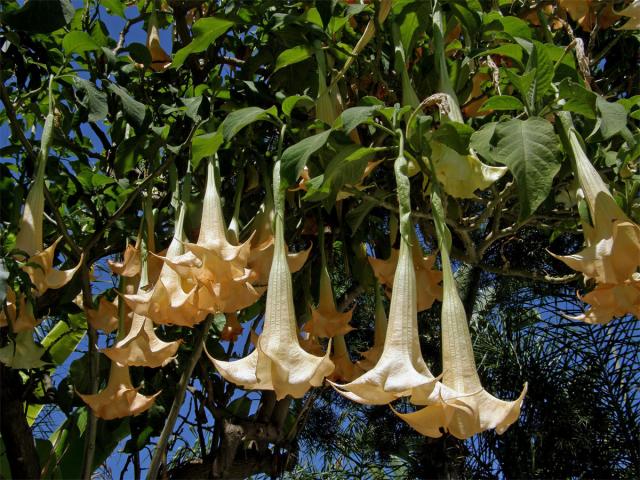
[429,141,507,199]
[86,296,131,334]
[303,264,354,338]
[124,203,206,327]
[330,236,439,405]
[77,361,159,420]
[356,286,388,371]
[108,243,164,292]
[101,310,181,368]
[551,120,640,323]
[393,192,526,440]
[574,278,640,324]
[220,313,244,342]
[247,200,311,287]
[208,162,334,400]
[146,12,172,72]
[0,331,47,369]
[165,157,261,314]
[0,288,37,333]
[328,335,363,383]
[331,142,439,405]
[369,242,443,312]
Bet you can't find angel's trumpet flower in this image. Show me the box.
[552,124,640,284]
[0,331,46,369]
[86,296,132,334]
[369,242,443,312]
[220,313,243,342]
[208,162,334,400]
[0,288,37,333]
[146,12,172,72]
[303,263,354,338]
[551,116,640,323]
[330,147,439,405]
[356,286,388,371]
[247,197,310,287]
[77,361,159,420]
[101,310,181,368]
[329,335,363,383]
[124,203,205,327]
[13,111,81,296]
[108,243,164,292]
[166,157,260,313]
[393,192,526,440]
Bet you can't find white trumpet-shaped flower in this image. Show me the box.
[330,237,439,405]
[208,162,334,400]
[124,203,206,327]
[78,361,159,420]
[166,157,261,314]
[393,192,526,439]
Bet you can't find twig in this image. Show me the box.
[113,0,153,54]
[146,315,214,480]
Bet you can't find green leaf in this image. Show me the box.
[493,117,562,219]
[220,106,278,141]
[526,41,554,105]
[505,68,536,112]
[107,83,146,129]
[470,122,498,161]
[114,136,143,177]
[280,130,332,185]
[282,95,314,118]
[274,45,313,73]
[596,96,627,140]
[483,12,532,39]
[172,17,235,69]
[334,106,381,133]
[191,131,223,169]
[304,146,377,208]
[62,31,100,54]
[127,42,152,66]
[73,77,108,122]
[432,121,475,155]
[479,95,524,112]
[100,0,125,17]
[2,0,74,33]
[42,313,87,366]
[558,79,597,119]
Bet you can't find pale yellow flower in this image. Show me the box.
[77,361,159,420]
[393,232,526,439]
[303,264,354,338]
[208,166,334,400]
[369,242,443,312]
[330,237,439,405]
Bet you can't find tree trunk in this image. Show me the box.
[0,364,41,479]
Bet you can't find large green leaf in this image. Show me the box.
[304,146,378,208]
[527,41,554,105]
[493,117,561,219]
[558,79,596,119]
[273,45,314,73]
[280,130,332,185]
[596,96,627,140]
[334,106,381,133]
[62,31,100,54]
[2,0,74,33]
[172,17,235,69]
[220,106,278,141]
[107,83,146,129]
[479,95,524,112]
[73,77,108,122]
[192,131,223,169]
